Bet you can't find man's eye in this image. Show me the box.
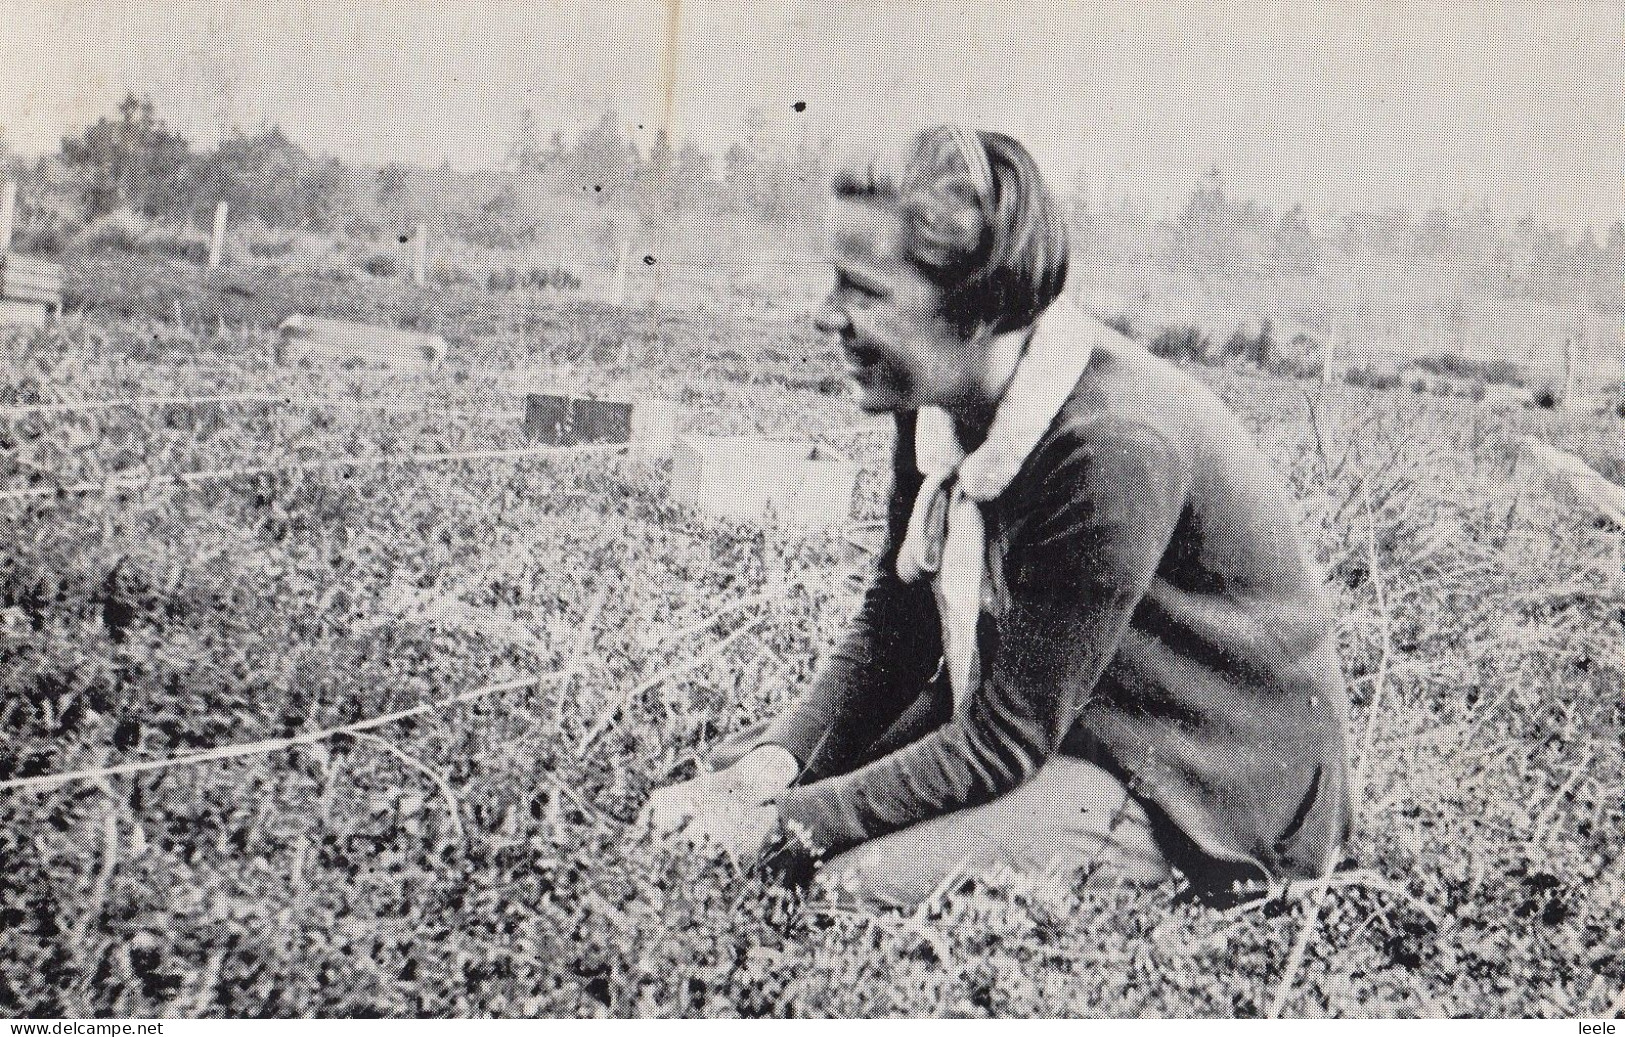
[838,273,881,300]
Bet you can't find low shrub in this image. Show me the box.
[235,222,301,260]
[1263,354,1318,380]
[74,210,212,265]
[1414,351,1524,386]
[362,253,400,278]
[75,209,151,254]
[1147,325,1211,363]
[487,265,582,293]
[145,230,211,265]
[1530,384,1562,409]
[431,263,478,289]
[1098,312,1138,340]
[527,265,581,291]
[1344,364,1401,391]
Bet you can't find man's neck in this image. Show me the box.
[947,324,1033,452]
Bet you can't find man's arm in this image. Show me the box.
[773,419,1191,855]
[707,411,942,782]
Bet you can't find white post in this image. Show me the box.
[413,223,427,286]
[610,227,631,307]
[208,200,228,269]
[1561,334,1577,410]
[0,180,16,255]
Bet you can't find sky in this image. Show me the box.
[3,0,1622,230]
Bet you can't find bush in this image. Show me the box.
[74,209,210,264]
[362,253,399,278]
[235,222,301,260]
[1410,377,1430,394]
[14,213,77,257]
[1530,384,1561,409]
[1345,364,1401,391]
[1262,354,1316,380]
[487,265,582,293]
[1223,327,1252,362]
[1147,325,1210,363]
[1099,312,1138,340]
[431,263,478,289]
[1250,319,1275,368]
[524,265,581,291]
[144,225,211,265]
[1464,380,1488,402]
[1413,352,1524,386]
[75,209,150,253]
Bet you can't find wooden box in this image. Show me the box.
[572,398,633,445]
[0,299,49,328]
[524,394,578,445]
[278,315,447,368]
[670,435,858,528]
[0,254,63,307]
[524,394,680,458]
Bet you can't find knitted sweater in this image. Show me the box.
[754,321,1353,890]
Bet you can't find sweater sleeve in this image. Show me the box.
[713,412,942,781]
[774,419,1191,855]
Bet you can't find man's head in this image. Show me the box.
[815,126,1070,414]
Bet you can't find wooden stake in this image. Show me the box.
[610,226,631,307]
[1561,335,1576,410]
[1321,328,1338,384]
[0,180,15,254]
[413,223,427,286]
[208,200,227,269]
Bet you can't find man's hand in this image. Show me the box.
[678,800,781,863]
[639,745,799,844]
[639,778,714,837]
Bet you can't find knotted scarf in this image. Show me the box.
[895,297,1096,712]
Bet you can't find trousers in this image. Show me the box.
[813,754,1171,909]
[710,716,1171,909]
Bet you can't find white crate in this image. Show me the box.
[0,299,48,328]
[671,435,858,528]
[628,399,680,460]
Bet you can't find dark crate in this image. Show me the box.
[524,394,577,445]
[571,398,634,445]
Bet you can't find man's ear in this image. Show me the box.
[904,179,986,273]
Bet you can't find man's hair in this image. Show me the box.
[831,126,1070,336]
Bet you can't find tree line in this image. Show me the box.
[3,91,1620,324]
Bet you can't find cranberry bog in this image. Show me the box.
[1,273,1622,1016]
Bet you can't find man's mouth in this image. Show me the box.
[842,340,883,375]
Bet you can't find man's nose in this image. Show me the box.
[814,303,851,336]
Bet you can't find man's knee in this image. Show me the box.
[806,757,1173,910]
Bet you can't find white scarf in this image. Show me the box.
[896,297,1097,712]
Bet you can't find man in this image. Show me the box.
[643,126,1353,908]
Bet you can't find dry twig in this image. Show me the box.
[577,614,768,760]
[0,668,576,794]
[351,732,466,845]
[1266,882,1330,1019]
